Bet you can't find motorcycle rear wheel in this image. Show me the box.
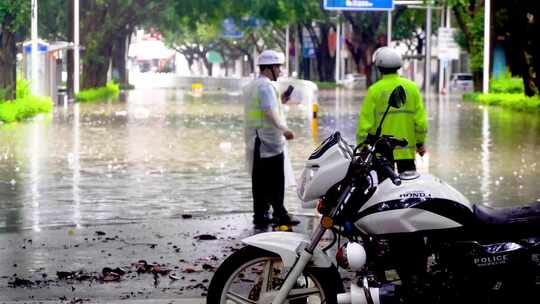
[207,245,342,304]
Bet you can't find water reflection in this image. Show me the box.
[0,88,539,231]
[480,106,491,203]
[30,116,41,232]
[72,103,81,228]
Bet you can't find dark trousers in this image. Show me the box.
[396,159,416,173]
[252,137,287,221]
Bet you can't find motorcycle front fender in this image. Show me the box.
[242,231,334,269]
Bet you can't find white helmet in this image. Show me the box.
[257,50,285,66]
[373,47,402,69]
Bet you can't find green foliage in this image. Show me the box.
[0,80,52,123]
[39,0,68,41]
[314,81,339,90]
[393,9,425,42]
[15,79,31,99]
[0,88,8,101]
[448,0,484,73]
[490,76,524,94]
[0,0,30,32]
[463,93,540,112]
[75,82,120,102]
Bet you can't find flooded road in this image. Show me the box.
[0,88,539,231]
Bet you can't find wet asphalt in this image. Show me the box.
[0,213,319,303]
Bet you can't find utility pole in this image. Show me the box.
[482,0,490,93]
[74,0,80,94]
[335,13,341,83]
[285,25,290,77]
[31,0,38,95]
[425,3,432,94]
[294,26,300,77]
[387,11,392,46]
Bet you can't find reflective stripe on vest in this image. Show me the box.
[245,83,281,129]
[245,99,272,129]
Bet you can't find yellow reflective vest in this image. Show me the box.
[243,77,286,173]
[356,73,428,160]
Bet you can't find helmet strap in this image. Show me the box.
[270,66,278,81]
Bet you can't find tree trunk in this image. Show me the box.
[506,6,537,96]
[363,51,376,86]
[473,71,483,92]
[297,25,306,79]
[532,6,540,93]
[112,32,129,85]
[202,57,212,77]
[0,19,17,100]
[306,23,335,82]
[345,12,384,86]
[82,43,112,89]
[316,24,335,82]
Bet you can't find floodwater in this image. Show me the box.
[0,88,539,232]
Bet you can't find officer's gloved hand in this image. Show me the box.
[416,144,427,156]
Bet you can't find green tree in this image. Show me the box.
[448,0,484,91]
[78,0,165,89]
[0,1,29,99]
[492,0,539,96]
[163,22,220,76]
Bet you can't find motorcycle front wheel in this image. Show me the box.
[207,245,342,304]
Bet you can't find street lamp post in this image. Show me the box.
[482,0,490,93]
[74,0,80,94]
[387,11,392,46]
[335,13,341,83]
[31,0,38,95]
[285,25,290,77]
[425,3,432,94]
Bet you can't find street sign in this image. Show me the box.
[323,0,394,11]
[222,18,243,39]
[437,27,460,60]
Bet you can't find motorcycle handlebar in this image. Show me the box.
[382,162,401,186]
[390,137,408,148]
[381,136,408,148]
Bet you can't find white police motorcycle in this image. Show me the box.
[207,86,540,304]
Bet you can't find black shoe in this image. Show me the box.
[274,214,300,226]
[253,215,273,227]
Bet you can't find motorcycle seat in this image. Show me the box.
[473,202,540,234]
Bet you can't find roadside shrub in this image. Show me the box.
[314,81,338,90]
[0,79,52,123]
[464,93,540,112]
[490,74,523,94]
[75,81,120,102]
[16,79,31,98]
[0,96,52,123]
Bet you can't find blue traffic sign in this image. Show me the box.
[222,18,243,39]
[323,0,394,11]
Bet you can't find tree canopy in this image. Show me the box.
[1,0,538,95]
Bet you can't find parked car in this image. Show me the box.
[450,73,474,92]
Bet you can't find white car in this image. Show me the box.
[450,73,474,92]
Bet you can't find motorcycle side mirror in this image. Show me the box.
[375,86,406,138]
[388,85,406,109]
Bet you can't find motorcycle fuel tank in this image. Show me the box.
[355,173,473,235]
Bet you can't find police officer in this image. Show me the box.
[356,47,428,173]
[244,50,300,228]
